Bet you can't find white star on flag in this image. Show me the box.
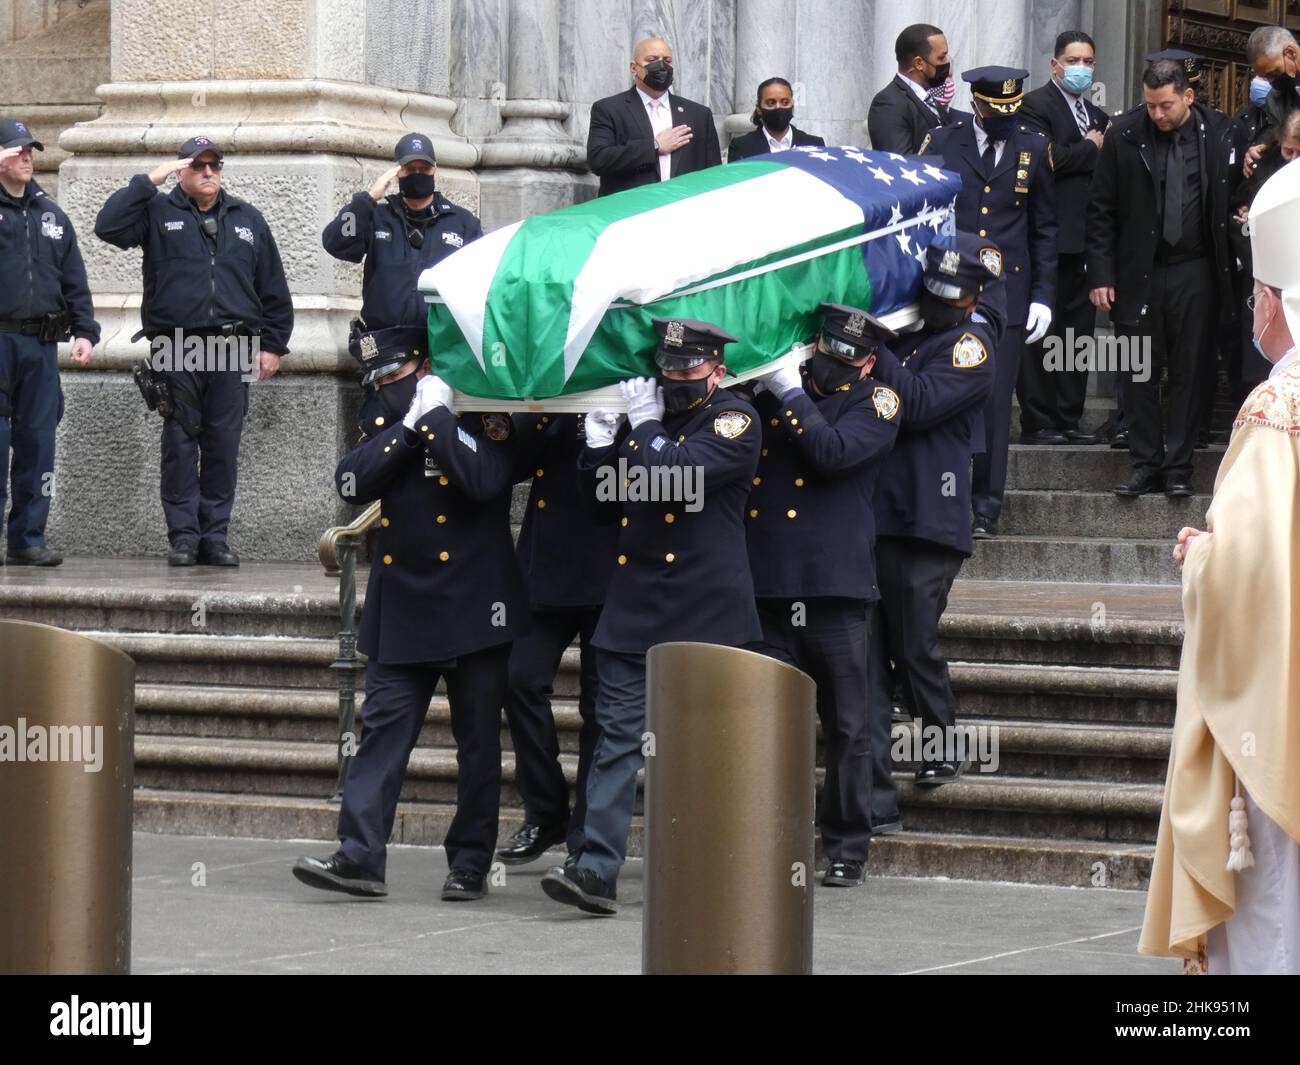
[808,151,837,162]
[928,211,945,232]
[913,243,928,266]
[895,231,912,253]
[843,149,869,164]
[898,167,925,186]
[888,202,904,225]
[922,163,946,181]
[869,165,894,185]
[794,145,820,152]
[886,152,906,161]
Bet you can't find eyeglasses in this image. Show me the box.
[188,160,223,173]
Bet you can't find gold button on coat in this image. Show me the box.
[383,554,393,564]
[439,551,449,562]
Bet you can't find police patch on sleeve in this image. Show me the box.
[713,411,752,439]
[481,414,511,441]
[918,132,933,154]
[872,386,900,420]
[952,332,989,368]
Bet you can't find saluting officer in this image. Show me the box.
[921,67,1057,540]
[94,136,293,567]
[746,303,901,888]
[293,355,526,903]
[494,413,615,866]
[867,234,1004,822]
[0,119,99,567]
[540,318,761,916]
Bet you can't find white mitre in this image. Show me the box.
[1248,157,1300,348]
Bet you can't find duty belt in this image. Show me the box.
[0,319,44,336]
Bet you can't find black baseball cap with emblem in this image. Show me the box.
[818,303,897,361]
[1144,47,1203,83]
[178,135,223,160]
[651,317,739,371]
[396,132,437,166]
[0,119,43,151]
[923,232,1003,301]
[963,66,1029,114]
[348,323,427,386]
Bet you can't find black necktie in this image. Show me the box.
[982,139,996,172]
[1163,135,1184,246]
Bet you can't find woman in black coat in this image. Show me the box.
[727,77,825,161]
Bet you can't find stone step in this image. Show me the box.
[999,489,1211,540]
[131,788,1154,890]
[88,631,345,689]
[963,535,1181,584]
[1005,444,1223,493]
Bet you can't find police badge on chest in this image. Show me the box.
[424,452,443,478]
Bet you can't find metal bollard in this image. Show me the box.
[0,620,135,974]
[642,642,816,975]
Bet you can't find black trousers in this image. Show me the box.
[502,605,601,854]
[338,643,511,879]
[0,334,61,550]
[755,597,872,863]
[972,324,1026,522]
[1117,256,1218,481]
[1018,252,1095,433]
[867,537,964,823]
[160,365,247,548]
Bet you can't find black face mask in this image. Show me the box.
[378,372,419,421]
[661,375,712,415]
[1273,70,1297,100]
[398,172,436,199]
[979,113,1016,141]
[920,291,971,333]
[642,59,674,92]
[926,61,951,89]
[808,351,861,394]
[761,106,794,133]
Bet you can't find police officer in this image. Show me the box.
[921,67,1057,539]
[867,235,1003,820]
[0,120,99,566]
[494,413,614,866]
[293,360,526,902]
[746,304,901,887]
[539,318,761,915]
[94,137,293,567]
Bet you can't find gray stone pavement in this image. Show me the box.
[133,833,1180,975]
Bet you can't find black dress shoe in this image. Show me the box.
[1109,429,1129,449]
[540,863,617,915]
[872,818,903,836]
[6,545,62,566]
[823,859,866,887]
[1020,428,1068,445]
[563,850,580,868]
[292,852,387,897]
[915,759,969,787]
[197,541,240,566]
[971,515,997,540]
[890,705,912,724]
[1062,428,1101,445]
[1114,472,1164,497]
[168,542,198,567]
[1164,481,1195,498]
[496,821,568,866]
[441,867,487,901]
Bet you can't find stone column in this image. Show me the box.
[864,0,933,146]
[790,0,874,148]
[49,0,476,561]
[727,0,795,149]
[1027,0,1082,92]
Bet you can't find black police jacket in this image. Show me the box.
[321,191,482,332]
[921,118,1058,326]
[0,180,99,341]
[1085,103,1247,326]
[512,413,618,610]
[94,175,294,353]
[871,312,1000,557]
[336,405,527,665]
[579,387,761,655]
[746,371,900,601]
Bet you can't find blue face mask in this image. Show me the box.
[1253,303,1276,358]
[1061,64,1093,95]
[1250,76,1273,108]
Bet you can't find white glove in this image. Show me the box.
[621,376,665,429]
[402,373,455,430]
[1025,302,1053,345]
[757,360,802,398]
[584,410,622,448]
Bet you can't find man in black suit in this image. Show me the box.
[1016,30,1110,446]
[727,77,825,161]
[867,23,953,155]
[586,35,721,197]
[1243,28,1300,177]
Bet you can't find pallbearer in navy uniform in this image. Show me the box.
[494,413,616,866]
[746,304,901,887]
[920,67,1057,539]
[867,234,1003,822]
[293,351,526,903]
[540,318,761,915]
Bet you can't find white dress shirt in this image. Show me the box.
[973,119,1005,167]
[763,125,793,152]
[637,85,673,182]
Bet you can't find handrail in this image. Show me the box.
[318,501,382,575]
